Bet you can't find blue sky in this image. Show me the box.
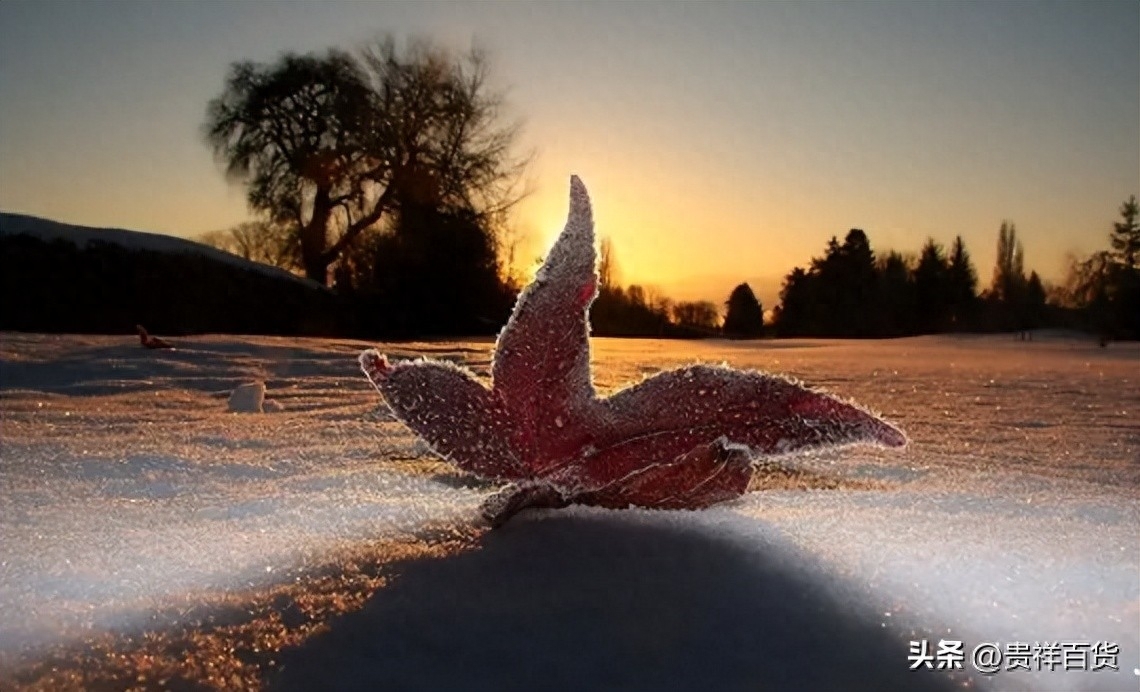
[1,1,1136,304]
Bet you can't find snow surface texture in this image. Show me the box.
[0,332,1137,690]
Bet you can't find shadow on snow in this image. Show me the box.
[271,510,959,692]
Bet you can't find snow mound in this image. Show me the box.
[228,381,266,413]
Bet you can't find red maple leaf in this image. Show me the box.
[361,176,906,527]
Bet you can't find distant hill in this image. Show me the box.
[0,213,342,336]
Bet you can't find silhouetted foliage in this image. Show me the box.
[346,204,515,338]
[982,221,1032,331]
[586,239,708,338]
[946,236,979,329]
[770,199,1140,341]
[672,301,720,332]
[1105,196,1140,339]
[773,268,811,337]
[598,237,619,291]
[1058,195,1140,340]
[0,233,339,336]
[912,239,952,333]
[774,230,879,337]
[204,50,372,283]
[722,283,764,338]
[591,285,673,337]
[1024,271,1047,330]
[205,37,527,285]
[810,230,877,337]
[873,251,916,336]
[198,220,302,273]
[990,221,1025,304]
[774,230,983,337]
[1064,251,1119,336]
[1109,195,1139,270]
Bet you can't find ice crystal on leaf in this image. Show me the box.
[361,176,906,527]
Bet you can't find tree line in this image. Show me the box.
[0,232,339,336]
[1051,196,1140,341]
[584,238,763,338]
[772,197,1139,340]
[198,34,1137,342]
[774,229,984,337]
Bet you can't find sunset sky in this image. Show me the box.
[1,1,1136,306]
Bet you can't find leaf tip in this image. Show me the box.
[858,410,908,449]
[787,387,908,451]
[569,173,585,194]
[359,349,392,389]
[878,421,909,448]
[568,174,593,230]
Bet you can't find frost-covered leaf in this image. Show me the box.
[362,176,906,526]
[361,352,523,481]
[573,438,754,511]
[559,365,907,492]
[491,175,599,468]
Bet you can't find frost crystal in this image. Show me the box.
[362,176,906,526]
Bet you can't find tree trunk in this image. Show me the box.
[301,187,333,285]
[301,250,330,285]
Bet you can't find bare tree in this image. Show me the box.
[598,237,619,290]
[643,285,673,318]
[198,220,301,272]
[673,301,720,330]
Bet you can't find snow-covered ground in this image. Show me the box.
[0,331,1136,690]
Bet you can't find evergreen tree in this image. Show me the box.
[723,283,764,338]
[947,235,978,329]
[1024,271,1047,331]
[1109,195,1139,270]
[912,238,951,332]
[874,251,914,336]
[774,267,813,337]
[836,229,878,337]
[803,230,878,336]
[1107,195,1140,338]
[775,230,878,337]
